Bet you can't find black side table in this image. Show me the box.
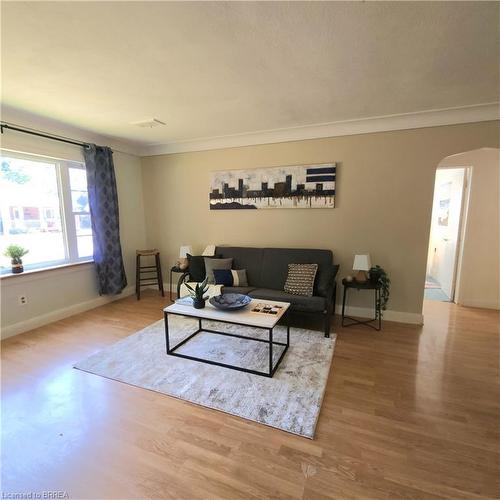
[170,266,188,301]
[341,278,382,331]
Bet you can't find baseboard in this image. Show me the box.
[4,283,426,341]
[334,304,423,325]
[1,285,136,340]
[457,299,500,310]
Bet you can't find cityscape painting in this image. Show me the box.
[209,163,336,210]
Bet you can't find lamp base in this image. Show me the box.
[354,270,368,282]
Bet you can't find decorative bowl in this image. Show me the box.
[209,293,251,311]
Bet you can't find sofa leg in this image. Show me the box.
[324,313,331,338]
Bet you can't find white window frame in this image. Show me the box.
[0,149,93,275]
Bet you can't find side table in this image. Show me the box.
[170,266,188,302]
[341,278,382,331]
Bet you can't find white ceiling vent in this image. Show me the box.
[131,118,166,128]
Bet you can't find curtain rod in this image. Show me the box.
[0,122,91,149]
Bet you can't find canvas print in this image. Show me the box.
[209,163,336,209]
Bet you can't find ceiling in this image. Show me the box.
[2,1,499,151]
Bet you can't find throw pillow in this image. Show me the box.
[204,257,233,284]
[284,263,318,297]
[316,264,340,297]
[213,269,233,286]
[187,254,206,282]
[187,253,222,282]
[213,269,249,287]
[231,269,248,287]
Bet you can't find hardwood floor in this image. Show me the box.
[2,292,499,499]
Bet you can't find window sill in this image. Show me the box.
[0,260,94,280]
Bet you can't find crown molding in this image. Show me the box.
[3,102,498,158]
[141,102,500,157]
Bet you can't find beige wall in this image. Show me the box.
[0,129,147,338]
[141,121,499,321]
[439,148,500,309]
[1,119,498,338]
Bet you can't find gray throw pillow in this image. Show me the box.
[284,263,318,297]
[231,269,248,287]
[204,257,233,284]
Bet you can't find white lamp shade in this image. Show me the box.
[202,244,216,256]
[179,245,193,258]
[353,254,371,271]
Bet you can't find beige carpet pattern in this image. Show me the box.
[74,315,335,438]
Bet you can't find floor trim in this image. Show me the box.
[1,285,136,339]
[334,304,423,325]
[1,284,424,340]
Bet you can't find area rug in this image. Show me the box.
[74,315,336,438]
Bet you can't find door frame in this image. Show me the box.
[451,166,472,303]
[432,165,472,302]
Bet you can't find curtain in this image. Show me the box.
[84,144,127,295]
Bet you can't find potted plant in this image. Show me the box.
[4,244,29,274]
[369,265,390,315]
[185,277,209,309]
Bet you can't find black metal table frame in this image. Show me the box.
[341,283,382,331]
[164,309,290,378]
[169,266,186,302]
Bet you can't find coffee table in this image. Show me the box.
[163,299,291,377]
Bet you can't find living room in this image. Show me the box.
[1,2,499,499]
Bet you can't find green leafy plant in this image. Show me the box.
[3,244,29,264]
[184,277,209,302]
[369,265,390,316]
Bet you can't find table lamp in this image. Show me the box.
[353,254,371,282]
[178,245,193,270]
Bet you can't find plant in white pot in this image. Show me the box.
[4,245,29,274]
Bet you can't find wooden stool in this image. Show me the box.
[135,249,164,300]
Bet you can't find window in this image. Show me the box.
[0,150,93,274]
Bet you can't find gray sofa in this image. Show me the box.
[179,246,339,337]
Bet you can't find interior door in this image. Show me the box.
[428,168,465,300]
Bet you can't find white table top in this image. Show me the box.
[164,298,290,329]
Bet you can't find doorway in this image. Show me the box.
[425,167,469,302]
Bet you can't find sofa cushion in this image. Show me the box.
[215,247,264,287]
[221,286,256,295]
[259,248,333,295]
[248,288,326,313]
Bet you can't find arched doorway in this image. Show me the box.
[425,148,499,308]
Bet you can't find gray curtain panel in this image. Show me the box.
[84,144,127,295]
